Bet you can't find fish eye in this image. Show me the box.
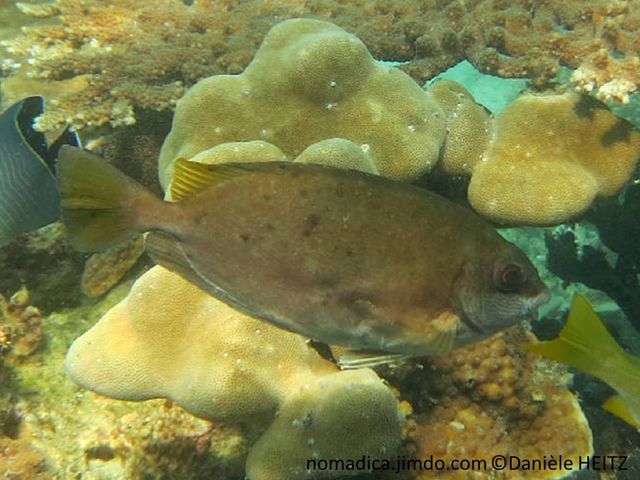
[497,263,524,293]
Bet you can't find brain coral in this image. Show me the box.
[158,18,445,189]
[65,266,404,479]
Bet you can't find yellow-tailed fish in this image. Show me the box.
[523,294,640,429]
[56,146,550,367]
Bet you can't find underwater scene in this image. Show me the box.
[1,0,640,479]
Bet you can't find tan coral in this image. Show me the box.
[81,236,145,298]
[157,18,446,189]
[427,79,492,176]
[4,0,640,131]
[65,266,405,479]
[468,92,640,225]
[409,326,593,480]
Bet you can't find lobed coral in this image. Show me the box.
[3,0,639,132]
[159,19,640,226]
[467,91,640,225]
[406,327,593,480]
[65,266,405,479]
[158,18,445,188]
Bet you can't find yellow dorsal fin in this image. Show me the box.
[602,394,640,429]
[170,159,254,201]
[522,294,624,380]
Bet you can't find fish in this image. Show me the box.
[56,145,550,366]
[0,96,80,247]
[523,294,640,429]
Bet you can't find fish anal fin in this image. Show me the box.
[602,394,640,429]
[171,159,256,201]
[334,347,408,370]
[145,231,212,294]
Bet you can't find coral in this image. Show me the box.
[427,79,491,176]
[0,437,51,479]
[467,92,640,226]
[0,223,84,311]
[405,326,593,480]
[4,0,640,132]
[294,138,378,174]
[158,18,445,189]
[65,266,405,479]
[0,287,44,360]
[81,236,145,298]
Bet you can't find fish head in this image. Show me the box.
[452,243,550,346]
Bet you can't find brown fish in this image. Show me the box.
[56,146,549,366]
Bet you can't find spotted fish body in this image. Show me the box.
[57,147,550,359]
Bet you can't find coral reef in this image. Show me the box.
[65,266,405,479]
[3,0,639,131]
[0,223,84,311]
[403,326,593,480]
[467,92,640,225]
[0,281,248,479]
[159,18,445,188]
[0,287,44,360]
[0,437,51,480]
[158,19,640,226]
[81,236,145,298]
[427,79,491,176]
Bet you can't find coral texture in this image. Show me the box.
[65,266,405,479]
[3,0,639,131]
[80,236,145,298]
[158,18,445,188]
[408,327,593,480]
[467,92,640,225]
[159,18,640,227]
[0,287,43,359]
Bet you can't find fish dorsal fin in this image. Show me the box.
[171,159,254,201]
[602,394,640,429]
[335,348,409,370]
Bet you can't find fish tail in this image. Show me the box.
[56,146,162,252]
[522,294,625,380]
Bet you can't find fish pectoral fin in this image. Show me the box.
[427,326,457,356]
[334,347,409,370]
[171,159,257,201]
[602,394,640,429]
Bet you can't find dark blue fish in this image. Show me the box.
[0,96,80,246]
